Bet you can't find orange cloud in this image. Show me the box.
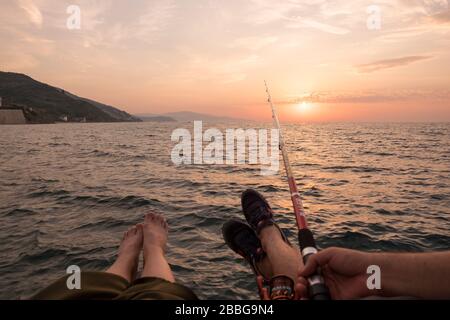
[283,89,450,104]
[429,10,450,24]
[356,56,432,73]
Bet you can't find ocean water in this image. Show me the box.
[0,122,449,300]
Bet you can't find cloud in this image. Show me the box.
[203,54,262,84]
[136,0,177,40]
[0,18,54,71]
[246,0,299,25]
[429,9,450,24]
[394,0,450,28]
[75,0,177,48]
[228,36,278,50]
[246,0,352,35]
[286,18,350,35]
[18,0,43,27]
[283,88,450,104]
[397,0,448,12]
[420,0,448,15]
[0,51,39,70]
[79,0,112,31]
[169,49,262,85]
[356,56,432,73]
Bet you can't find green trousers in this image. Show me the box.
[32,272,198,300]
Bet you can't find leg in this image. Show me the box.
[141,212,175,283]
[240,189,302,284]
[256,256,273,279]
[106,224,143,283]
[259,225,302,283]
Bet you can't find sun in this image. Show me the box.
[297,102,313,112]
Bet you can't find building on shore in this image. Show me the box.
[0,97,27,125]
[0,109,27,124]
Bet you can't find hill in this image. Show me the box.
[138,115,176,122]
[162,111,241,122]
[0,72,141,123]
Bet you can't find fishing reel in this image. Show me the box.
[257,275,295,300]
[257,272,329,300]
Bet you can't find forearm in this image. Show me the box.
[371,251,450,299]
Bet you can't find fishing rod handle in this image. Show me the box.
[298,228,331,300]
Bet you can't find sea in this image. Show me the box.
[0,122,449,299]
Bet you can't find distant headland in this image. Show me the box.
[0,71,141,124]
[135,111,243,123]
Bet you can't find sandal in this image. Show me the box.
[241,189,291,245]
[222,219,268,279]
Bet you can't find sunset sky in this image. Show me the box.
[1,0,449,121]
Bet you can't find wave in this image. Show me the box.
[3,208,36,217]
[48,143,71,147]
[322,165,385,173]
[72,195,161,209]
[73,218,129,231]
[87,149,113,157]
[28,189,70,199]
[374,208,409,216]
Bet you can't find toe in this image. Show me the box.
[136,224,144,237]
[154,213,161,222]
[145,212,154,223]
[155,213,165,224]
[144,212,168,229]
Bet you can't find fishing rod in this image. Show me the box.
[265,81,331,300]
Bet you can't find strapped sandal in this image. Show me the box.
[222,219,268,280]
[241,189,291,245]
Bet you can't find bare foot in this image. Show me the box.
[106,224,143,283]
[143,212,168,255]
[141,212,175,282]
